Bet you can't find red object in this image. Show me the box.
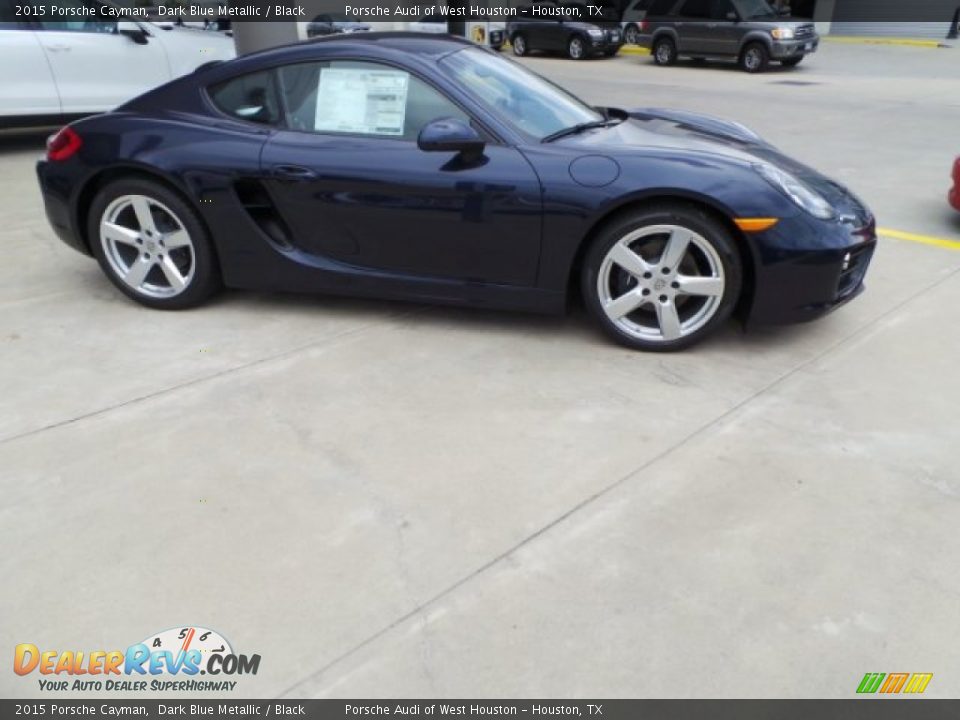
[950,157,960,211]
[640,20,650,32]
[46,126,82,162]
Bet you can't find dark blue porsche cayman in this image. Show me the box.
[37,33,876,351]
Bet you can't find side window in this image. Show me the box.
[710,0,736,18]
[37,0,115,33]
[209,70,281,126]
[648,0,678,15]
[277,61,469,142]
[678,0,711,18]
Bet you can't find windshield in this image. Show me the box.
[734,0,778,19]
[439,48,603,141]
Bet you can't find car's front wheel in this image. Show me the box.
[568,35,587,60]
[740,42,770,73]
[511,33,528,56]
[88,178,220,309]
[582,204,742,351]
[623,23,640,45]
[652,37,677,66]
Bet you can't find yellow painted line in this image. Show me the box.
[618,45,651,55]
[879,227,960,251]
[824,36,946,48]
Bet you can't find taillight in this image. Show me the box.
[46,126,82,162]
[641,20,650,32]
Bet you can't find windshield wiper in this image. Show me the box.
[541,119,620,143]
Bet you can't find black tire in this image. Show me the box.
[511,33,528,56]
[88,177,221,310]
[581,204,742,351]
[623,23,640,45]
[652,36,677,66]
[567,35,587,60]
[781,55,804,67]
[740,42,770,73]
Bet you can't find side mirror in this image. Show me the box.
[118,21,148,44]
[418,118,485,159]
[725,11,739,21]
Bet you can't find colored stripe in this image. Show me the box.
[904,673,933,694]
[879,227,960,251]
[857,673,885,694]
[880,673,909,694]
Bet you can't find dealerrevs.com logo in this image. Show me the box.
[14,627,261,692]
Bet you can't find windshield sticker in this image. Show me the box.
[315,68,409,136]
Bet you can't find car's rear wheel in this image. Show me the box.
[88,178,220,309]
[582,204,742,351]
[653,37,677,66]
[781,55,803,67]
[511,33,528,56]
[623,24,640,45]
[568,35,587,60]
[740,42,770,73]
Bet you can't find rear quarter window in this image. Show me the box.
[208,70,281,126]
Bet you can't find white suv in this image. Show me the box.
[0,0,234,127]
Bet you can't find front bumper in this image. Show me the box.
[587,30,622,53]
[746,211,877,326]
[770,36,820,59]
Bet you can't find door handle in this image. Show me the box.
[271,165,317,181]
[45,44,72,52]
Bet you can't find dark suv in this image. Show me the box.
[508,3,624,60]
[639,0,819,72]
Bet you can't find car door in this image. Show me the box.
[259,60,543,286]
[34,0,169,114]
[707,0,741,54]
[0,13,62,118]
[674,0,712,53]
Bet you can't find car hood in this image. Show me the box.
[571,108,872,225]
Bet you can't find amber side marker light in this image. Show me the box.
[734,218,780,233]
[733,218,780,232]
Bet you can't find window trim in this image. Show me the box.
[203,56,506,146]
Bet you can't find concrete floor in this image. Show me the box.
[2,41,959,699]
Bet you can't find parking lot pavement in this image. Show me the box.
[2,42,959,699]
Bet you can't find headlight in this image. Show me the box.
[587,27,604,38]
[771,27,795,39]
[754,164,836,220]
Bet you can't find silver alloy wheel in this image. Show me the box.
[99,194,195,299]
[597,224,726,343]
[744,47,762,71]
[624,25,639,45]
[569,37,584,59]
[655,40,673,64]
[513,35,526,55]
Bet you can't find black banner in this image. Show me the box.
[4,1,960,23]
[3,701,960,720]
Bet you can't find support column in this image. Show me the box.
[232,22,304,55]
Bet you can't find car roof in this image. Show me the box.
[246,32,474,64]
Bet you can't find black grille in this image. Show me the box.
[795,25,816,39]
